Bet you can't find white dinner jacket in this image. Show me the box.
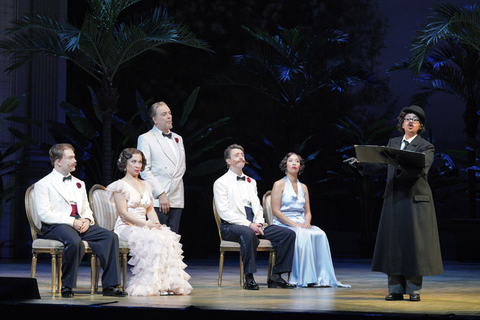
[213,170,264,227]
[34,169,95,226]
[137,126,186,208]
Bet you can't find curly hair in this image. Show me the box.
[279,152,305,175]
[396,111,425,135]
[117,148,147,172]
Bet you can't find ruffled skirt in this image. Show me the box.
[126,225,192,296]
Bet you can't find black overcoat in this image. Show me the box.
[364,135,443,276]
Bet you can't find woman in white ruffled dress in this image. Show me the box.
[271,152,350,288]
[106,148,192,296]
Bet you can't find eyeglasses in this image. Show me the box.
[404,117,420,123]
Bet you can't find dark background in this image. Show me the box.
[2,0,478,261]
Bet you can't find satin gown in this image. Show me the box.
[106,180,192,296]
[273,177,350,288]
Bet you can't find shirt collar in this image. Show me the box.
[52,168,70,182]
[153,126,171,136]
[403,134,417,143]
[227,169,244,179]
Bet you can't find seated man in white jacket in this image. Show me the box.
[34,143,125,298]
[213,144,296,290]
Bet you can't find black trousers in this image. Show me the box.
[42,223,121,289]
[220,223,296,276]
[155,207,182,234]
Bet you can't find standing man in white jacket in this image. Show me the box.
[137,101,186,233]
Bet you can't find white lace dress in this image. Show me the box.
[106,180,192,296]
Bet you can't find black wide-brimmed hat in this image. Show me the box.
[401,105,426,125]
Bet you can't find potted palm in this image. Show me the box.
[0,0,211,185]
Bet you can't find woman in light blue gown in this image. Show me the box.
[271,152,350,288]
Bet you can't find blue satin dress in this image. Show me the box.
[273,177,350,287]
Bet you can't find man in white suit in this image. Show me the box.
[214,144,296,290]
[137,101,186,233]
[34,143,125,298]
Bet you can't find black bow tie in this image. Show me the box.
[63,175,72,182]
[237,176,245,181]
[162,132,172,139]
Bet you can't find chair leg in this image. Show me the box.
[267,251,276,283]
[218,251,225,287]
[239,254,244,288]
[90,253,96,294]
[58,255,62,293]
[122,253,128,291]
[51,253,57,294]
[94,257,100,292]
[31,253,37,278]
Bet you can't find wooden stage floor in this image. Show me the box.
[1,256,479,319]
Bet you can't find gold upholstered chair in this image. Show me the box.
[212,198,275,288]
[262,191,274,225]
[88,184,129,291]
[24,184,97,295]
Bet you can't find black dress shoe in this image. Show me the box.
[409,294,421,301]
[61,287,74,298]
[385,293,404,301]
[243,279,259,290]
[267,278,296,289]
[102,286,127,297]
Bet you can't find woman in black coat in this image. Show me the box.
[352,105,443,302]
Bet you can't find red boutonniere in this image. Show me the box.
[247,177,251,183]
[175,137,179,143]
[76,183,81,189]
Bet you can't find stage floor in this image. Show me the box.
[1,256,479,319]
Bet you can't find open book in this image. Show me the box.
[354,145,425,168]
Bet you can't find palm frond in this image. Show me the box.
[0,1,210,84]
[409,3,480,74]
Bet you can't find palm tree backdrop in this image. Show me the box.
[214,25,378,143]
[390,3,480,219]
[0,0,211,184]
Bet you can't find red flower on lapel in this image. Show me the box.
[175,137,179,143]
[247,177,251,183]
[76,182,81,189]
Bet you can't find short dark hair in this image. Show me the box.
[49,143,74,167]
[279,152,305,175]
[396,111,425,135]
[117,148,147,172]
[224,144,244,161]
[224,144,244,168]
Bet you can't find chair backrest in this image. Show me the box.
[262,190,274,225]
[212,198,224,241]
[25,184,41,240]
[89,184,118,231]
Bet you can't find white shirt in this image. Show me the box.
[229,170,252,207]
[401,134,417,150]
[52,169,77,205]
[153,126,178,161]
